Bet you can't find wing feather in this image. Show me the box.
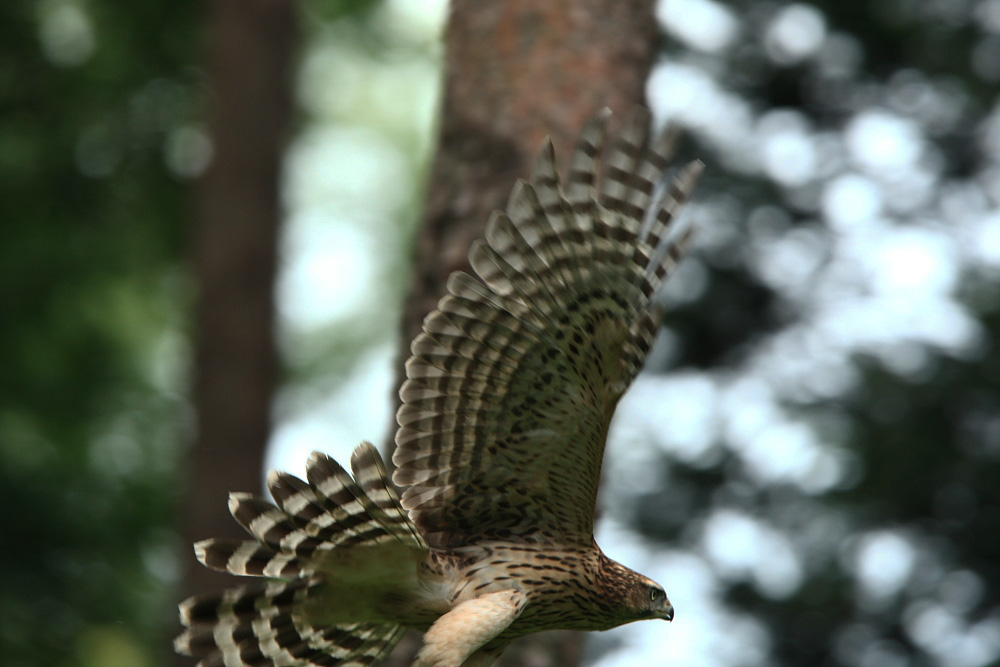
[393,108,702,548]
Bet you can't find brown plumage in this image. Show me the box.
[175,107,702,667]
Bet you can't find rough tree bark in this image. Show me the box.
[174,0,296,663]
[384,1,659,665]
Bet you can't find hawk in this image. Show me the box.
[175,107,702,667]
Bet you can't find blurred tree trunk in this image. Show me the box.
[384,1,659,665]
[174,0,296,663]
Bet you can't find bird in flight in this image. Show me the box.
[175,106,702,667]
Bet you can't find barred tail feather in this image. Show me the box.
[175,578,404,666]
[177,443,425,665]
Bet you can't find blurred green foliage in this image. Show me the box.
[0,1,196,664]
[618,1,1000,665]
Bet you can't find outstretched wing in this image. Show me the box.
[392,108,702,549]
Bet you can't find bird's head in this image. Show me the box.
[598,556,675,625]
[627,576,675,622]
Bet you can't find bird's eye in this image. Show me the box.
[649,588,660,602]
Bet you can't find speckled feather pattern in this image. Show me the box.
[393,107,702,550]
[176,108,700,667]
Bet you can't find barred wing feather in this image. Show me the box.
[393,108,702,549]
[175,443,425,666]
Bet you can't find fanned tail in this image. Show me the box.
[176,443,427,666]
[175,578,405,666]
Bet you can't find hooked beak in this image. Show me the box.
[663,604,675,622]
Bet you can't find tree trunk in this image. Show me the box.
[384,1,659,664]
[174,0,296,663]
